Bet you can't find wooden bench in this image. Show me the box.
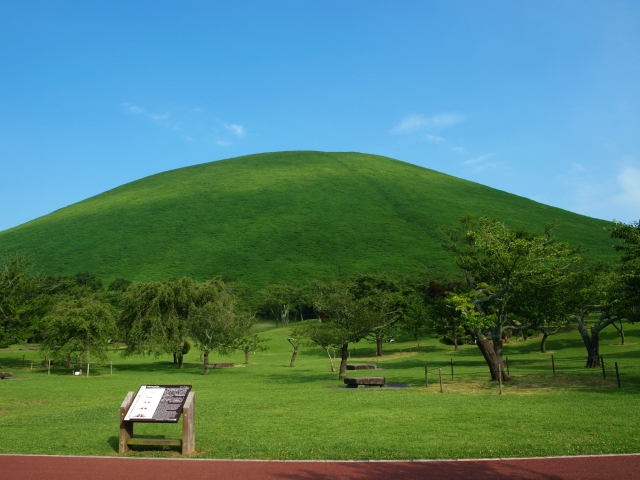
[344,377,385,388]
[0,372,13,380]
[347,364,377,370]
[207,363,234,368]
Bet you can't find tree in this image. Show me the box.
[190,280,255,374]
[352,274,406,357]
[289,321,345,372]
[0,253,49,347]
[120,277,209,369]
[40,294,117,367]
[261,283,300,328]
[610,220,640,323]
[235,333,269,364]
[313,279,399,379]
[441,217,582,381]
[567,262,626,367]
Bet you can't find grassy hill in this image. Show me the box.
[0,151,617,287]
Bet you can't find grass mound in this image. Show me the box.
[0,151,616,286]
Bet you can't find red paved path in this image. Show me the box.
[2,454,640,480]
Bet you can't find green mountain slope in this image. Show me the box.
[0,151,616,286]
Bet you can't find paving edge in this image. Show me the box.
[1,453,639,462]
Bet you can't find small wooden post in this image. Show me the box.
[551,354,555,376]
[450,358,454,380]
[506,356,510,376]
[30,361,33,371]
[182,392,196,455]
[23,354,25,367]
[424,365,428,388]
[119,392,134,454]
[498,364,503,395]
[601,356,606,379]
[615,362,621,388]
[47,360,50,376]
[110,361,113,375]
[438,368,443,393]
[86,363,90,377]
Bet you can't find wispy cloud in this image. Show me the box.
[463,153,496,166]
[462,153,502,172]
[452,146,467,154]
[391,112,467,135]
[224,122,245,138]
[122,102,246,147]
[560,159,640,222]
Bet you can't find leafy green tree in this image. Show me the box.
[352,274,405,356]
[190,280,255,374]
[120,277,208,369]
[235,333,269,364]
[0,253,50,347]
[261,283,301,327]
[441,217,582,380]
[290,321,345,372]
[313,279,400,379]
[610,220,640,323]
[40,294,117,367]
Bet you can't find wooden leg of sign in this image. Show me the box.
[182,392,195,455]
[119,391,134,454]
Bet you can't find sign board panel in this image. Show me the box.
[124,385,192,423]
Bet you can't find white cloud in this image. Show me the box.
[181,134,194,141]
[124,103,145,114]
[425,134,445,142]
[224,122,245,138]
[561,159,640,222]
[391,112,467,135]
[452,147,467,154]
[214,138,232,147]
[463,153,496,166]
[148,112,170,121]
[612,166,640,211]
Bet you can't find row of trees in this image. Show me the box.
[1,218,638,380]
[290,218,640,381]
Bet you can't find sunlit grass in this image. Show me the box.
[1,320,638,460]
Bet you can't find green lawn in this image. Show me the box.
[1,321,639,460]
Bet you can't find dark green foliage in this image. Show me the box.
[74,271,103,291]
[107,277,132,293]
[0,152,617,289]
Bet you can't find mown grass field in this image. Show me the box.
[1,321,639,460]
[0,151,617,288]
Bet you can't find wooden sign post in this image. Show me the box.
[119,387,195,455]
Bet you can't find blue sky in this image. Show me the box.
[1,1,639,232]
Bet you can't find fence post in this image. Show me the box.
[450,358,454,380]
[87,363,90,378]
[601,355,606,379]
[425,365,428,388]
[110,361,113,375]
[498,364,503,395]
[551,354,555,376]
[439,368,443,393]
[615,362,621,388]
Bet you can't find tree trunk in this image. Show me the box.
[178,352,184,369]
[288,338,299,367]
[325,347,336,372]
[541,332,549,353]
[590,325,600,368]
[475,336,508,381]
[203,350,210,375]
[376,338,383,356]
[339,343,349,380]
[173,353,177,364]
[613,320,625,345]
[244,345,250,364]
[575,314,596,367]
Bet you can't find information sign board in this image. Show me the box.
[124,385,192,423]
